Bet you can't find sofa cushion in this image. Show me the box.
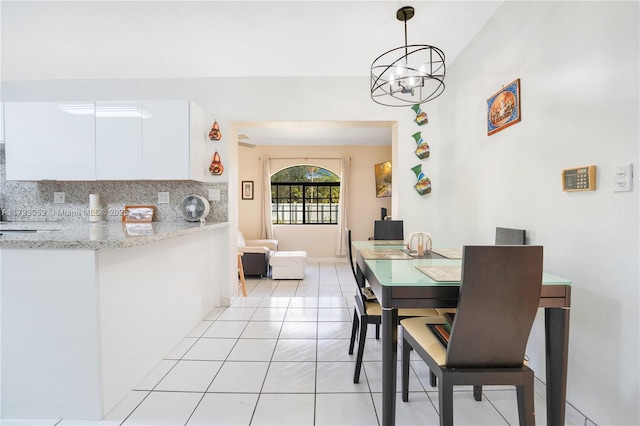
[245,239,279,252]
[239,246,270,254]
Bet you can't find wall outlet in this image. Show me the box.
[54,192,65,204]
[158,192,170,204]
[208,189,220,201]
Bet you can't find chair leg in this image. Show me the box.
[517,372,536,426]
[401,337,411,402]
[438,375,454,426]
[430,370,437,387]
[375,323,380,339]
[353,316,368,383]
[348,309,359,355]
[473,385,483,401]
[237,253,247,297]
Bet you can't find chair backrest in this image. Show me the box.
[495,227,526,245]
[373,220,404,240]
[344,227,358,283]
[446,245,543,368]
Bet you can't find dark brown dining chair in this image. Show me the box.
[435,227,528,323]
[401,245,543,426]
[373,220,404,240]
[345,228,439,383]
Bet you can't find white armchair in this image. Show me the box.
[238,231,278,277]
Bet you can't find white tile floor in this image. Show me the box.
[1,262,571,426]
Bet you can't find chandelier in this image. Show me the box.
[370,6,446,107]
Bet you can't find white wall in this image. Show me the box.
[430,2,638,424]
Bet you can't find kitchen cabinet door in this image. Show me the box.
[142,100,189,180]
[142,100,205,181]
[4,102,96,180]
[1,102,4,144]
[188,101,206,182]
[49,102,96,180]
[95,101,143,180]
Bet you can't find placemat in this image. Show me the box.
[430,248,463,259]
[359,248,413,259]
[416,265,462,282]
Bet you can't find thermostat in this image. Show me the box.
[562,165,596,192]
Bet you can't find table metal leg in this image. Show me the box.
[545,307,570,425]
[382,307,398,426]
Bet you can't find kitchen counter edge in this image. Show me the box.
[0,221,229,250]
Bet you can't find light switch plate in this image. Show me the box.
[208,189,220,201]
[613,164,633,192]
[54,192,65,204]
[158,192,170,204]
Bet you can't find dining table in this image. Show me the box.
[351,240,571,426]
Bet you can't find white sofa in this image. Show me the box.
[238,231,278,277]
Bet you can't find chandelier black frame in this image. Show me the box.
[370,6,446,107]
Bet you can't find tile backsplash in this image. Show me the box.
[0,145,228,223]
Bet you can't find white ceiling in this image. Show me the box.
[237,120,396,146]
[0,0,504,145]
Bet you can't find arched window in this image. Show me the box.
[271,165,340,225]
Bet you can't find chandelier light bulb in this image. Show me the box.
[396,63,403,79]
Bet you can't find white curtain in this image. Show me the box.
[260,157,275,239]
[335,156,350,256]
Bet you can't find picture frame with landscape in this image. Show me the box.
[374,161,392,198]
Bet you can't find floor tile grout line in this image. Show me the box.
[118,390,152,426]
[246,292,292,425]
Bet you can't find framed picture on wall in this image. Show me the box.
[241,181,254,200]
[487,78,521,135]
[374,161,392,198]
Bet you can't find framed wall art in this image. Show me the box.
[241,181,254,200]
[487,78,521,135]
[374,161,392,198]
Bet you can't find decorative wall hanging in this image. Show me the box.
[412,132,430,159]
[411,104,428,125]
[209,120,222,140]
[241,181,254,200]
[411,164,432,195]
[209,151,224,175]
[374,161,392,198]
[487,78,521,135]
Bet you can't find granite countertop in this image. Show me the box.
[0,221,229,249]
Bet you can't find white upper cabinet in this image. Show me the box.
[1,102,5,143]
[95,101,143,180]
[4,102,96,180]
[188,101,206,181]
[4,100,205,181]
[142,100,205,181]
